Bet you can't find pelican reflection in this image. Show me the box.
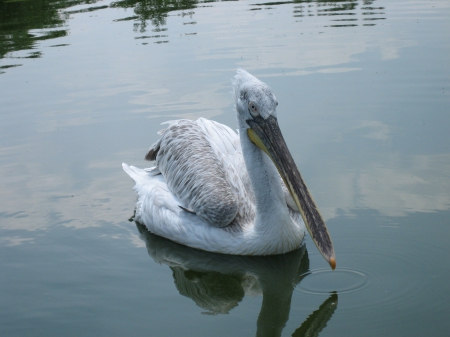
[136,222,338,336]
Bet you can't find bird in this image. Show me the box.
[123,69,336,269]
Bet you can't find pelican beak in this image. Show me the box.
[247,115,336,270]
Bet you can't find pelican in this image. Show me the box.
[123,69,336,269]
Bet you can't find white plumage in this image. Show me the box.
[122,117,304,255]
[123,70,335,266]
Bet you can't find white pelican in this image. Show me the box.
[123,69,336,269]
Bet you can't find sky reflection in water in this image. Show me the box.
[0,0,448,229]
[0,0,449,336]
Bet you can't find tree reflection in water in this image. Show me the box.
[111,0,198,31]
[136,222,338,337]
[0,0,384,72]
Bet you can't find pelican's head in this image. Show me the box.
[234,69,279,127]
[233,69,336,270]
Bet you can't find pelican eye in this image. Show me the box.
[248,101,259,117]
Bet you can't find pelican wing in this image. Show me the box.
[196,118,255,205]
[146,119,254,228]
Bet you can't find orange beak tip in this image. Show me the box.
[329,257,336,270]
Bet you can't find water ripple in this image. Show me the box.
[298,268,369,295]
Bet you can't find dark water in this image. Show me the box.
[1,0,449,336]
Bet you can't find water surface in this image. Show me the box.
[1,0,449,336]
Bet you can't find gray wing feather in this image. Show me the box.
[149,119,241,228]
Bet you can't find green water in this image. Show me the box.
[1,0,449,336]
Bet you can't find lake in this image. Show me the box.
[1,0,449,336]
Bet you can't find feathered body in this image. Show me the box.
[123,117,305,255]
[123,69,335,266]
